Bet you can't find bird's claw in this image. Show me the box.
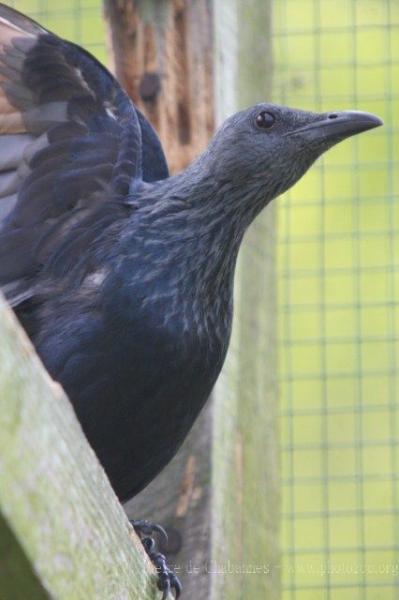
[131,521,181,599]
[130,518,168,545]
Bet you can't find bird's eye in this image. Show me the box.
[255,111,275,130]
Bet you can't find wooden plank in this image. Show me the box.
[0,293,163,600]
[211,2,279,598]
[105,2,279,599]
[104,0,214,173]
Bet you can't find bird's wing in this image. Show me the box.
[0,4,168,306]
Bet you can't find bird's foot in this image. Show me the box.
[131,519,182,599]
[142,536,182,600]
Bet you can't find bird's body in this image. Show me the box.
[25,170,236,499]
[0,4,382,506]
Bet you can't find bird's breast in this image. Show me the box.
[94,288,231,498]
[37,246,234,500]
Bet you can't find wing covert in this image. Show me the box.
[0,4,168,305]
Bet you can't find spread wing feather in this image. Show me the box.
[0,4,168,306]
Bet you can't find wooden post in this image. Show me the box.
[105,2,279,599]
[212,4,279,598]
[0,294,166,599]
[104,0,214,174]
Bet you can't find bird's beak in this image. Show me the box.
[287,110,383,142]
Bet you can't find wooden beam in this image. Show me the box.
[105,1,279,599]
[212,3,279,598]
[104,0,214,173]
[0,293,165,599]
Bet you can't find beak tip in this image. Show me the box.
[360,112,383,129]
[343,110,384,133]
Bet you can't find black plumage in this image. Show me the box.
[0,4,382,506]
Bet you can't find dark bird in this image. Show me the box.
[0,3,382,597]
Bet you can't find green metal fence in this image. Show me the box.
[4,1,398,598]
[274,2,399,599]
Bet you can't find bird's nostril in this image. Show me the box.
[328,113,339,119]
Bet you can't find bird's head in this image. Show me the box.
[206,103,382,224]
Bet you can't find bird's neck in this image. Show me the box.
[119,154,272,343]
[116,162,256,347]
[140,162,253,299]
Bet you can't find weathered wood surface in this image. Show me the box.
[104,0,214,173]
[0,294,164,600]
[211,3,279,598]
[106,1,280,599]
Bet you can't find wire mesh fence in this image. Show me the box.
[7,0,107,63]
[274,1,399,598]
[4,1,398,598]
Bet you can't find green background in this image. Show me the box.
[5,1,398,598]
[274,2,398,599]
